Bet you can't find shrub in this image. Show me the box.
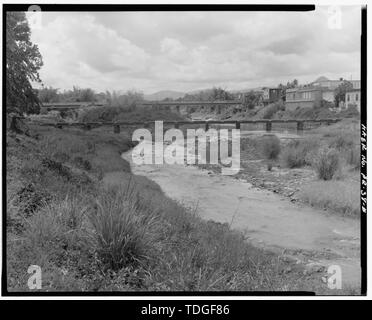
[262,101,284,119]
[73,156,92,171]
[260,135,281,170]
[330,134,356,150]
[86,187,160,271]
[281,138,319,168]
[261,135,281,160]
[312,147,340,180]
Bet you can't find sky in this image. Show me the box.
[27,6,362,94]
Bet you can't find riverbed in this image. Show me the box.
[120,130,361,289]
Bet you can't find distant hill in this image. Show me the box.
[144,90,185,101]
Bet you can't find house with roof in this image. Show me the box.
[285,76,361,111]
[312,76,360,90]
[285,86,324,111]
[344,89,361,113]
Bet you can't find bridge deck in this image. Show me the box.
[140,100,241,106]
[34,118,341,129]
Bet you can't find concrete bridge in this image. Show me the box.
[36,118,341,134]
[139,100,243,114]
[40,102,106,120]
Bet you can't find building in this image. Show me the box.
[285,86,323,111]
[312,76,360,90]
[344,89,361,113]
[285,76,361,111]
[262,87,282,105]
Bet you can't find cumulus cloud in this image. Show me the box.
[28,6,362,93]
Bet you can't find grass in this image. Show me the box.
[86,186,161,271]
[6,123,360,293]
[237,119,360,219]
[298,179,360,218]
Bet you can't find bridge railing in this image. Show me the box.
[33,118,341,134]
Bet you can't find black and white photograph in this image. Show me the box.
[2,2,367,299]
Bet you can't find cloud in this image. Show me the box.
[28,6,362,93]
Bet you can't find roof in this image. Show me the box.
[262,87,281,90]
[313,76,330,82]
[286,86,322,93]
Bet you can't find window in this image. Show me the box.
[347,94,350,102]
[356,94,359,101]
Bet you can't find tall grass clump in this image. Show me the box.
[329,133,360,170]
[24,196,88,249]
[345,145,360,170]
[312,147,340,180]
[281,138,319,168]
[299,180,359,218]
[87,187,160,271]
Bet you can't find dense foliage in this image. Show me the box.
[6,12,43,114]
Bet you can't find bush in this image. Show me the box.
[330,134,356,150]
[262,101,284,119]
[281,138,319,168]
[328,133,360,169]
[312,148,340,180]
[261,135,281,160]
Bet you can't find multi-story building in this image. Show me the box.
[285,76,361,111]
[311,76,360,90]
[285,86,323,111]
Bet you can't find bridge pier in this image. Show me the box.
[297,121,304,133]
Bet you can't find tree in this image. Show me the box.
[106,90,144,110]
[284,79,298,89]
[334,81,353,107]
[38,86,60,103]
[6,12,43,114]
[243,90,261,109]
